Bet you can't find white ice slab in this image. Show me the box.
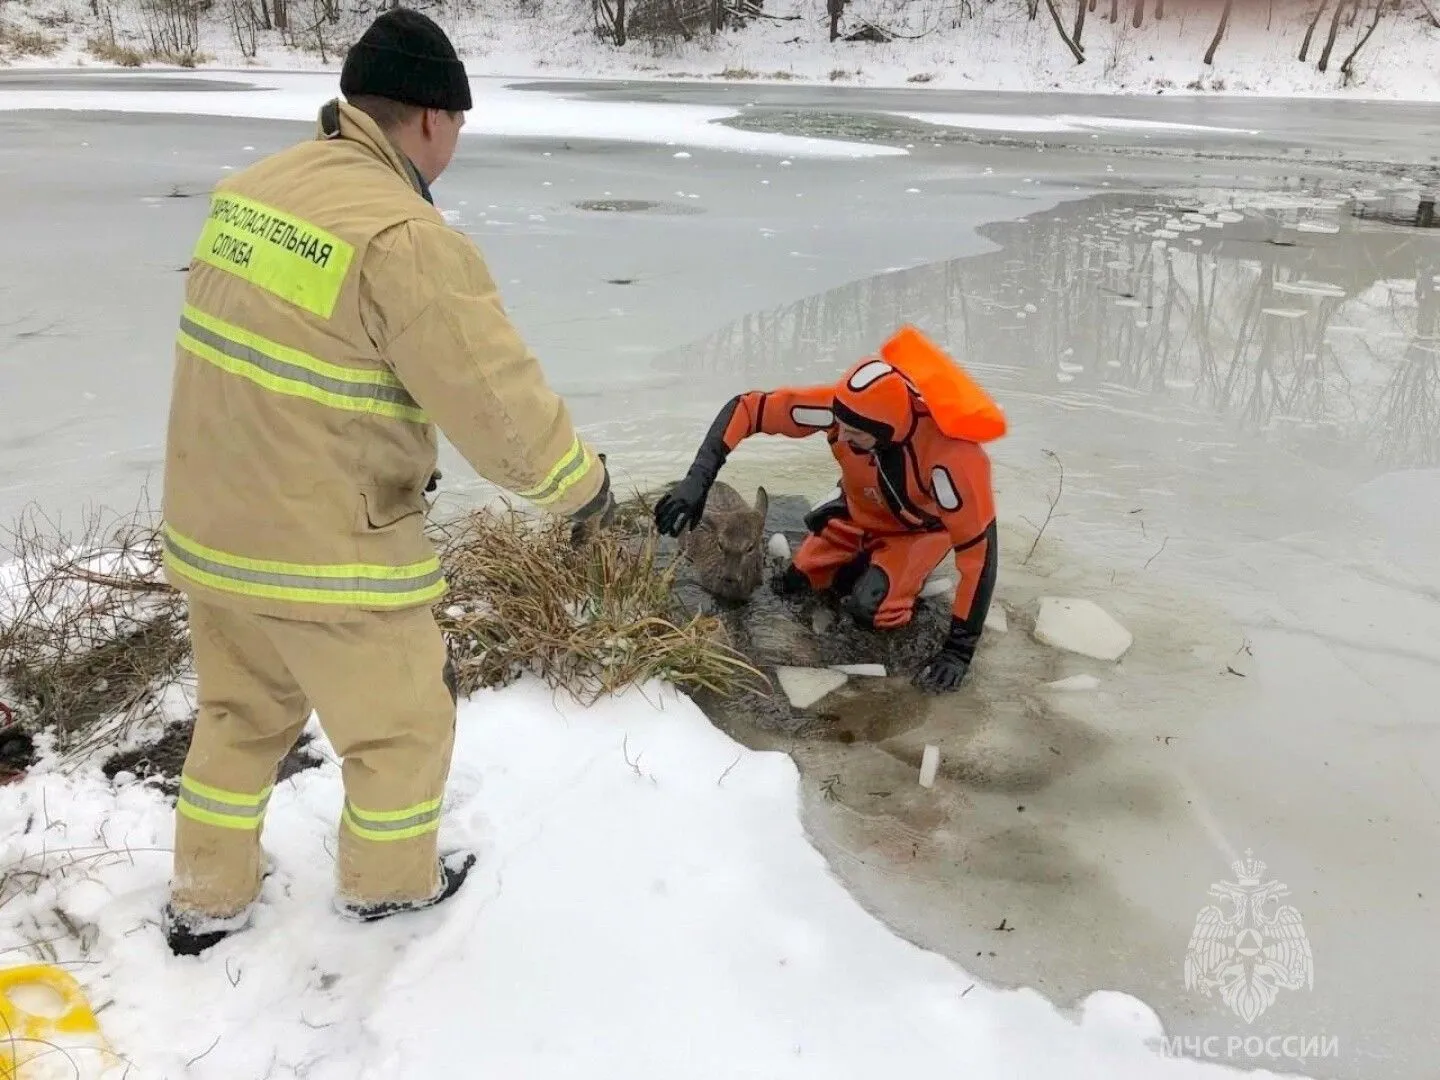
[775,666,848,709]
[1032,597,1134,662]
[829,664,887,677]
[1045,674,1102,691]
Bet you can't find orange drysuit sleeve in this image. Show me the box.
[678,386,839,491]
[712,386,840,451]
[926,439,999,660]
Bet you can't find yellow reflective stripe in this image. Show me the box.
[178,305,427,424]
[342,797,443,842]
[193,191,355,319]
[162,524,448,608]
[177,775,273,831]
[516,437,594,507]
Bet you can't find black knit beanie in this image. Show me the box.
[340,8,472,112]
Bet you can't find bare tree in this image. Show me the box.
[1046,0,1085,60]
[227,0,259,56]
[1204,0,1232,64]
[1341,0,1387,79]
[1073,0,1088,49]
[1299,0,1328,59]
[1317,0,1352,71]
[1132,0,1143,30]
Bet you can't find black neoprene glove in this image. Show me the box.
[913,616,978,693]
[654,426,729,537]
[654,472,711,536]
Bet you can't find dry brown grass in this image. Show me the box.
[0,20,62,58]
[0,495,765,765]
[433,502,764,706]
[86,35,146,65]
[0,503,186,763]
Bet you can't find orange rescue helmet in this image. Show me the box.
[831,325,1007,446]
[832,355,917,445]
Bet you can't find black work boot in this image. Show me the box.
[336,850,478,924]
[162,902,254,957]
[770,563,811,597]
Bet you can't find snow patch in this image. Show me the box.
[0,72,903,160]
[898,113,1262,137]
[767,533,792,560]
[0,677,1295,1079]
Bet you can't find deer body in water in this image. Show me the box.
[677,482,769,603]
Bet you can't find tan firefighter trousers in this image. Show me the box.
[169,597,458,918]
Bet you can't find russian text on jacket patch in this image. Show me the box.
[194,192,356,319]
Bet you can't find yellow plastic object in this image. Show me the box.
[0,964,118,1078]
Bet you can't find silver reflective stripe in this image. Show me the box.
[179,314,420,410]
[791,406,834,428]
[163,532,444,596]
[345,802,443,833]
[179,786,269,820]
[520,439,590,505]
[931,466,961,511]
[847,360,893,390]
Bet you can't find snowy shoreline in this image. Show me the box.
[6,0,1440,101]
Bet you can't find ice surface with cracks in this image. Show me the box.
[0,677,1314,1080]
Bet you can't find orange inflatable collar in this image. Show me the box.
[877,325,1007,443]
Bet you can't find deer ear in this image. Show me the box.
[754,486,769,524]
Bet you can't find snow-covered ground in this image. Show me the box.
[3,0,1440,99]
[0,673,1317,1080]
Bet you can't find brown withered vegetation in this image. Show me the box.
[0,494,766,774]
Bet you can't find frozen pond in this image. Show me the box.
[2,71,1439,1079]
[687,188,1440,1080]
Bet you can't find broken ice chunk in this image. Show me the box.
[985,606,1008,633]
[775,667,848,709]
[829,663,887,677]
[1045,674,1101,691]
[920,575,956,600]
[1032,597,1133,661]
[918,745,940,788]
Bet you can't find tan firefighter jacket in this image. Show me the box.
[161,99,605,621]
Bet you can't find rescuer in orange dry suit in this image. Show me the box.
[655,326,1006,693]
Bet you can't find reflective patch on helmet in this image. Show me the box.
[791,406,834,428]
[847,360,893,391]
[931,466,961,511]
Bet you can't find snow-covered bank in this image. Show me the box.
[4,0,1440,100]
[0,674,1309,1079]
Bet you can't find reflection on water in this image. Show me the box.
[660,186,1440,471]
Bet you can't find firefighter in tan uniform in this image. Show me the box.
[159,9,614,955]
